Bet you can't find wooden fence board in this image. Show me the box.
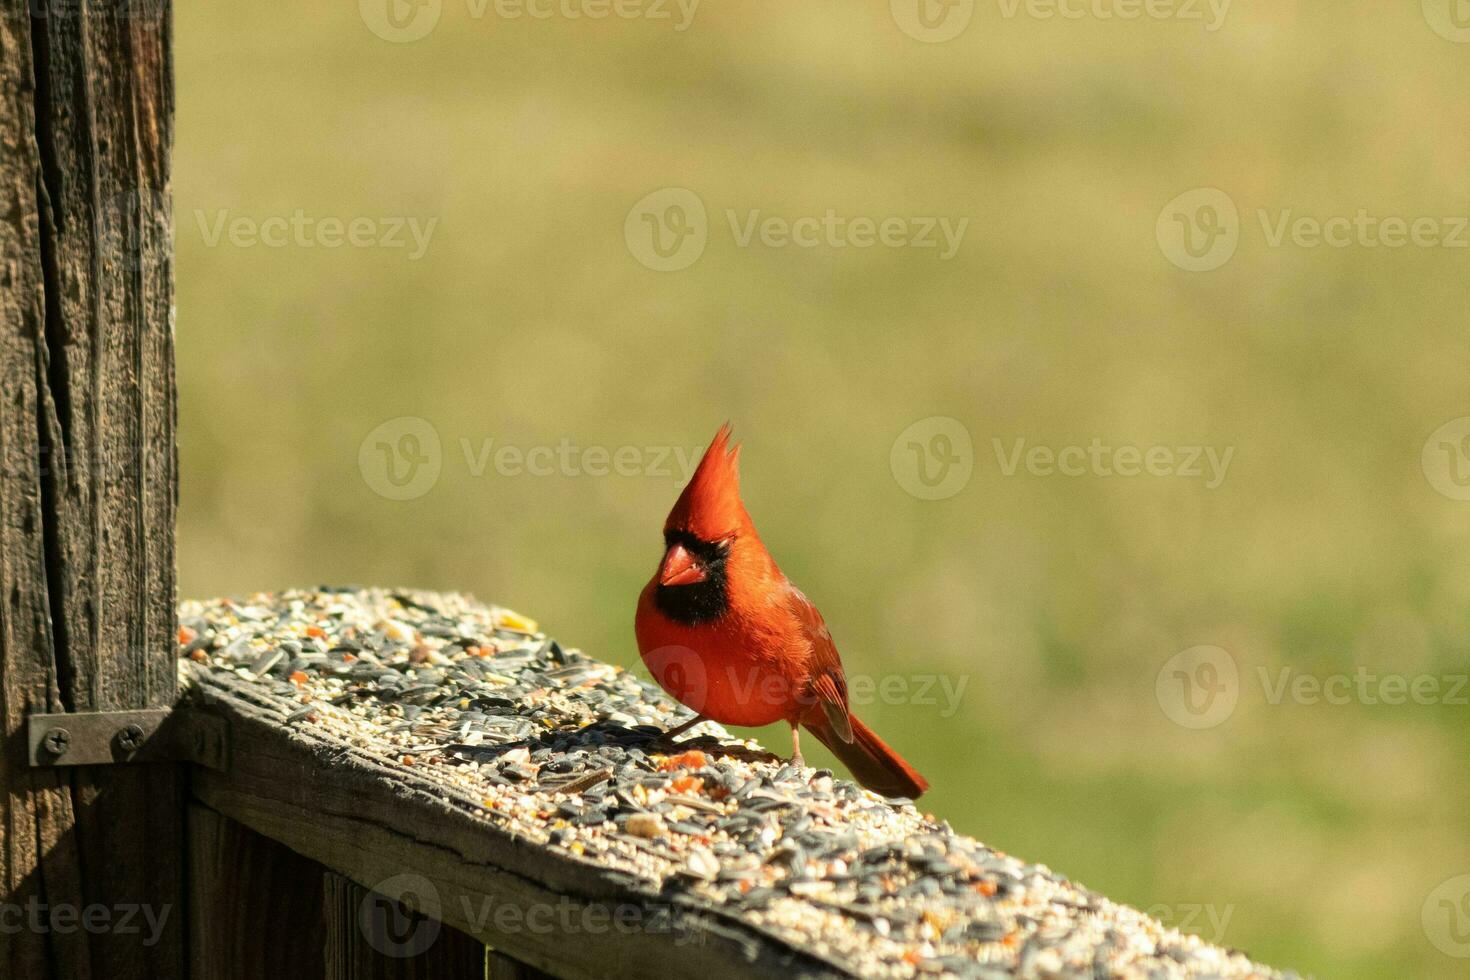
[188,803,326,980]
[177,587,1295,980]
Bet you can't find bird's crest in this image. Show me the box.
[665,422,746,542]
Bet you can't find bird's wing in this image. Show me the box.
[785,584,853,743]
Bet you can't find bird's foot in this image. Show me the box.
[645,713,707,752]
[788,724,805,769]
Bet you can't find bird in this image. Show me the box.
[634,423,929,799]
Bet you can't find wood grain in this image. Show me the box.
[325,870,487,980]
[0,3,181,976]
[188,803,327,979]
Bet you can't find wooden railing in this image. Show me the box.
[0,4,1295,978]
[171,587,1293,979]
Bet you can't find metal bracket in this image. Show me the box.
[28,708,229,770]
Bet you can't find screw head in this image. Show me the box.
[43,728,71,756]
[117,723,145,753]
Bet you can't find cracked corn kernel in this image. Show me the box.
[658,749,708,771]
[497,610,538,632]
[670,775,704,795]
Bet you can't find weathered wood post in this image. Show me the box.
[0,0,181,976]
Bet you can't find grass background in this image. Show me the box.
[174,3,1470,976]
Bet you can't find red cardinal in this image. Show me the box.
[635,424,929,799]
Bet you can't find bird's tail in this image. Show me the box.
[806,712,929,799]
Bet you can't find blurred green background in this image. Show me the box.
[174,3,1470,976]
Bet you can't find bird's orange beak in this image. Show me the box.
[659,543,707,587]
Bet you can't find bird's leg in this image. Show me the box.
[789,723,805,768]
